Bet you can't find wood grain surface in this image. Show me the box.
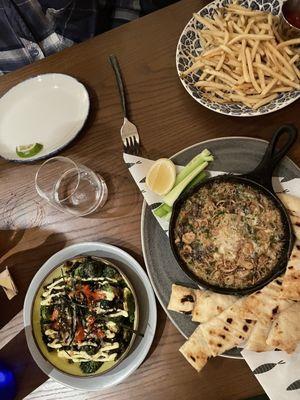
[0,0,299,399]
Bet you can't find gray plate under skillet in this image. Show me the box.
[141,137,300,359]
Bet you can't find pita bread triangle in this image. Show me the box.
[266,302,300,353]
[167,284,197,314]
[192,290,237,323]
[179,325,212,372]
[245,319,273,352]
[280,240,300,300]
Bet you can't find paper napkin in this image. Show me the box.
[0,267,18,300]
[123,152,300,400]
[242,348,300,400]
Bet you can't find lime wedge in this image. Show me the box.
[16,143,43,158]
[146,158,176,196]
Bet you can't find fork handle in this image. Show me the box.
[109,54,127,118]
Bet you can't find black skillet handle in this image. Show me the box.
[244,124,298,191]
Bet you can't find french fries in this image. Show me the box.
[181,2,300,110]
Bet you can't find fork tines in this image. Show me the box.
[124,136,140,156]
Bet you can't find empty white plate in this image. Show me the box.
[0,73,90,162]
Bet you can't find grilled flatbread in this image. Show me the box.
[200,317,247,357]
[243,278,292,321]
[245,319,273,352]
[168,284,237,321]
[192,291,237,323]
[167,284,197,314]
[278,193,300,218]
[179,325,212,372]
[217,298,256,337]
[290,215,300,240]
[280,241,300,300]
[266,302,300,353]
[280,270,300,300]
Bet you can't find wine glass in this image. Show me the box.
[35,157,108,216]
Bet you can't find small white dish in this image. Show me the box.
[23,242,157,391]
[0,73,90,162]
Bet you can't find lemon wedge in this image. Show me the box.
[146,158,176,196]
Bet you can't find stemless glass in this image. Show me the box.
[279,0,300,40]
[35,156,108,216]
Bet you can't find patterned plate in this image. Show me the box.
[176,0,300,117]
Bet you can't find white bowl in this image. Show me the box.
[24,242,157,390]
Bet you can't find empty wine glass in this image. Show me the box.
[35,156,108,216]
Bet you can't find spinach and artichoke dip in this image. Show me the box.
[174,181,285,289]
[37,256,136,375]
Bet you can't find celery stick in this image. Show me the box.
[164,211,172,221]
[163,161,209,207]
[153,169,208,220]
[174,149,213,186]
[153,203,172,218]
[185,171,207,191]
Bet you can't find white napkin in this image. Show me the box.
[123,153,300,400]
[242,348,300,400]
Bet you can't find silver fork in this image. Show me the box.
[109,54,140,155]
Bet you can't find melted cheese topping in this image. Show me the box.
[175,181,285,289]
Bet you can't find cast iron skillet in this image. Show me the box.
[169,124,298,296]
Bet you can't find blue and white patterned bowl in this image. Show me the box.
[176,0,300,117]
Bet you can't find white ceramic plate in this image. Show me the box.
[0,73,90,162]
[176,0,300,117]
[24,242,157,391]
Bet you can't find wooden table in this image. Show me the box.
[0,0,299,398]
